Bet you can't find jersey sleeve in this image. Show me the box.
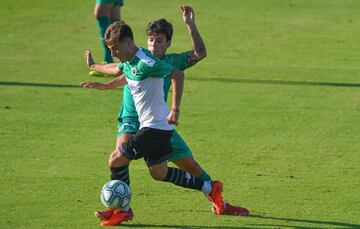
[117,63,124,71]
[171,51,192,71]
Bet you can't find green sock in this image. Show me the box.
[96,16,113,63]
[197,170,212,181]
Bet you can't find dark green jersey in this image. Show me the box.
[162,52,191,101]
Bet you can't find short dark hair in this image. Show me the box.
[146,18,173,41]
[104,21,134,46]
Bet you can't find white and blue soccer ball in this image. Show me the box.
[100,180,131,211]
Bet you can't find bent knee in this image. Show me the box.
[108,150,121,167]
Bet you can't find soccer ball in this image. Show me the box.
[100,180,131,211]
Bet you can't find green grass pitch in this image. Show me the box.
[0,0,360,228]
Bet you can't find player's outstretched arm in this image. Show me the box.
[80,74,127,90]
[167,69,184,125]
[84,51,122,76]
[181,5,207,66]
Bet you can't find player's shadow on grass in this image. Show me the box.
[123,215,359,229]
[123,224,252,229]
[248,214,360,229]
[187,76,360,88]
[2,78,360,89]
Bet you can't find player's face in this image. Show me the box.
[147,33,170,58]
[108,40,128,61]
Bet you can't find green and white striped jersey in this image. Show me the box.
[118,48,176,130]
[117,50,191,122]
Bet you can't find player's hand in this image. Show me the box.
[84,51,95,68]
[80,81,107,90]
[167,109,180,125]
[181,5,195,25]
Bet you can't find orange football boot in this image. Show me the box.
[212,203,250,216]
[95,209,114,221]
[100,208,134,226]
[207,181,225,215]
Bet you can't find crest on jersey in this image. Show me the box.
[132,67,137,75]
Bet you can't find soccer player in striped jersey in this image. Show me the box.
[82,6,249,225]
[85,21,225,226]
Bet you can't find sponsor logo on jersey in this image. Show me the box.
[129,84,142,94]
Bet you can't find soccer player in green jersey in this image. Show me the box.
[82,5,249,220]
[83,5,211,181]
[90,0,124,76]
[84,21,227,226]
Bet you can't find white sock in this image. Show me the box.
[201,181,212,195]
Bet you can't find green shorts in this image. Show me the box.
[169,130,193,161]
[116,119,140,137]
[96,0,123,5]
[116,119,192,161]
